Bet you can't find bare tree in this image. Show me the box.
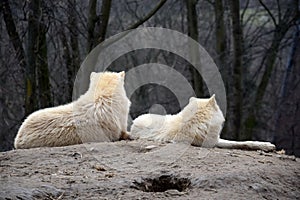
[125,0,167,30]
[0,0,26,70]
[229,0,243,140]
[244,0,299,140]
[275,20,300,155]
[214,0,227,70]
[87,0,112,52]
[214,0,230,137]
[67,0,80,100]
[186,0,204,97]
[1,0,37,115]
[28,0,52,109]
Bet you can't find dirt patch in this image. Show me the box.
[0,140,299,199]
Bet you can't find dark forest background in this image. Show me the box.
[0,0,299,156]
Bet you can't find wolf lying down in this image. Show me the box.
[14,71,131,149]
[130,95,275,152]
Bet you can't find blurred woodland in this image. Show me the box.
[0,0,299,156]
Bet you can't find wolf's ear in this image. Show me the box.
[90,72,96,80]
[207,94,217,106]
[119,71,125,78]
[189,97,197,103]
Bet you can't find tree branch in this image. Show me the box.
[125,0,167,30]
[241,0,250,24]
[276,0,281,21]
[258,0,277,26]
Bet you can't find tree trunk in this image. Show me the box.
[186,0,203,97]
[60,29,72,101]
[26,0,40,114]
[36,18,52,109]
[229,0,243,140]
[26,0,52,110]
[87,0,98,53]
[214,0,230,138]
[95,0,112,44]
[87,0,112,53]
[214,0,226,68]
[68,0,80,100]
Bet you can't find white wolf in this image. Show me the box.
[130,95,275,151]
[14,71,131,149]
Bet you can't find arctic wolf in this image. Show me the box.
[15,71,131,149]
[130,95,275,151]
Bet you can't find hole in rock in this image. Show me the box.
[132,174,191,192]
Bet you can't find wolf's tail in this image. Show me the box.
[216,139,276,152]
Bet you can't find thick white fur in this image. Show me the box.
[14,71,131,149]
[130,95,275,151]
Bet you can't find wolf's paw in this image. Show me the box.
[259,142,276,152]
[119,131,134,141]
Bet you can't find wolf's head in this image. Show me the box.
[181,95,225,147]
[183,95,224,118]
[88,71,126,102]
[188,95,221,112]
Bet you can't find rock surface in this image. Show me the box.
[0,140,299,199]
